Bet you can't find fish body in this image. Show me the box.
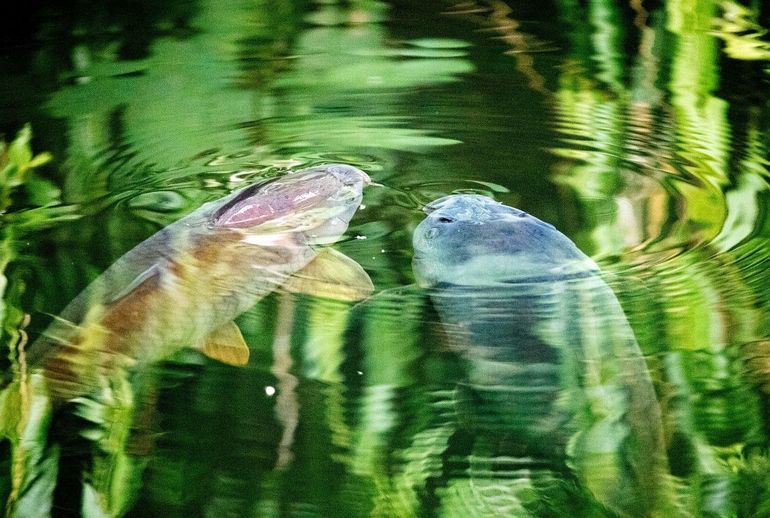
[30,164,371,404]
[412,195,668,517]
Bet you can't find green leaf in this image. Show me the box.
[6,125,33,172]
[27,152,53,170]
[23,176,62,207]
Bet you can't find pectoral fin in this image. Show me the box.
[282,248,374,302]
[200,322,250,366]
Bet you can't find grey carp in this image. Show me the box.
[412,194,670,517]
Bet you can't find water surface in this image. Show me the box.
[1,0,770,516]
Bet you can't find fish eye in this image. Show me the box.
[436,216,454,224]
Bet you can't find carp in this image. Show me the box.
[27,163,373,404]
[412,194,671,517]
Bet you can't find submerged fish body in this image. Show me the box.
[412,195,668,517]
[31,164,372,404]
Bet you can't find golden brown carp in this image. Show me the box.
[28,164,372,404]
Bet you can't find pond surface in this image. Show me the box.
[1,0,770,516]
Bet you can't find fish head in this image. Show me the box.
[412,194,595,287]
[211,164,370,244]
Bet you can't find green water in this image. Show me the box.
[2,0,770,516]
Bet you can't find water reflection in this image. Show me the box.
[545,1,770,515]
[1,0,770,516]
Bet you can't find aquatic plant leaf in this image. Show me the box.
[0,125,62,402]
